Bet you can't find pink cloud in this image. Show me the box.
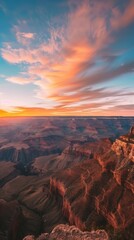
[1,46,48,65]
[28,0,111,101]
[16,32,35,45]
[6,76,33,84]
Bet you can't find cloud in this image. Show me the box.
[0,0,134,116]
[76,61,134,87]
[16,32,35,45]
[114,104,134,110]
[27,0,112,103]
[101,104,134,116]
[0,109,9,117]
[111,0,134,30]
[6,76,33,85]
[1,45,48,64]
[1,100,134,117]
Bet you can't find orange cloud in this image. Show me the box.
[27,0,111,105]
[1,101,134,117]
[0,109,10,117]
[1,0,134,116]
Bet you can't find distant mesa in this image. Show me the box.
[119,126,134,143]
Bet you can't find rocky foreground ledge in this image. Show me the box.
[23,224,109,240]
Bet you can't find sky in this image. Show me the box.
[0,0,134,117]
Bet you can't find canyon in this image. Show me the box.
[0,117,133,240]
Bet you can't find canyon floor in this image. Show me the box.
[0,117,133,240]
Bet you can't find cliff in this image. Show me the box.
[47,135,134,239]
[112,138,134,161]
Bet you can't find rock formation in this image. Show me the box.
[23,224,109,240]
[119,125,134,144]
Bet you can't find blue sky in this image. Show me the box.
[0,0,134,116]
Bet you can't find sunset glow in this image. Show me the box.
[0,0,134,117]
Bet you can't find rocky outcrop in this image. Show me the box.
[111,135,134,188]
[23,224,109,240]
[112,139,134,161]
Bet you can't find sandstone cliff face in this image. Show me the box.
[112,138,134,161]
[47,137,134,239]
[49,159,103,231]
[23,224,109,240]
[111,138,134,188]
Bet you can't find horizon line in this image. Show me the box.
[0,115,134,118]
